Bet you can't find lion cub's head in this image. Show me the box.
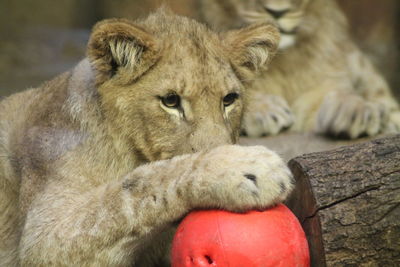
[87,9,279,161]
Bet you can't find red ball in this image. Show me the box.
[171,204,310,267]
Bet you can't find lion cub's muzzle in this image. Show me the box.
[188,122,235,153]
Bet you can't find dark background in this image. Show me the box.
[0,0,399,98]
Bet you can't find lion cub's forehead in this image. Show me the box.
[136,10,243,98]
[142,10,228,64]
[155,48,241,99]
[142,13,241,97]
[164,40,241,98]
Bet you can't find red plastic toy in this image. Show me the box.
[171,204,310,267]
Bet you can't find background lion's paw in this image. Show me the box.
[383,110,400,134]
[317,91,387,139]
[242,93,294,137]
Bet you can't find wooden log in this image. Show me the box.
[285,134,400,267]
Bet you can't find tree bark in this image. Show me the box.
[286,134,400,267]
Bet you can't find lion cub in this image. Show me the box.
[199,0,400,138]
[0,9,293,266]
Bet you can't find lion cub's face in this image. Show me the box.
[233,0,311,50]
[87,10,279,161]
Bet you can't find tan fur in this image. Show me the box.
[199,0,400,139]
[0,10,293,266]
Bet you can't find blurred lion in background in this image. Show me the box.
[199,0,400,139]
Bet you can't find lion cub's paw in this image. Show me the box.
[242,93,294,137]
[193,145,294,212]
[383,110,400,134]
[317,91,387,139]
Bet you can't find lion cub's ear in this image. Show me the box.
[87,19,160,85]
[224,23,280,82]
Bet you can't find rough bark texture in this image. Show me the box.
[286,134,400,267]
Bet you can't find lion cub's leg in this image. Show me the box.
[293,48,399,139]
[385,111,400,133]
[296,85,390,139]
[316,90,385,138]
[242,91,295,137]
[19,145,293,266]
[315,49,399,139]
[348,50,400,134]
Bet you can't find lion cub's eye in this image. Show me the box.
[161,93,181,108]
[223,93,239,107]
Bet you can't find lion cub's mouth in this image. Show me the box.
[279,27,298,35]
